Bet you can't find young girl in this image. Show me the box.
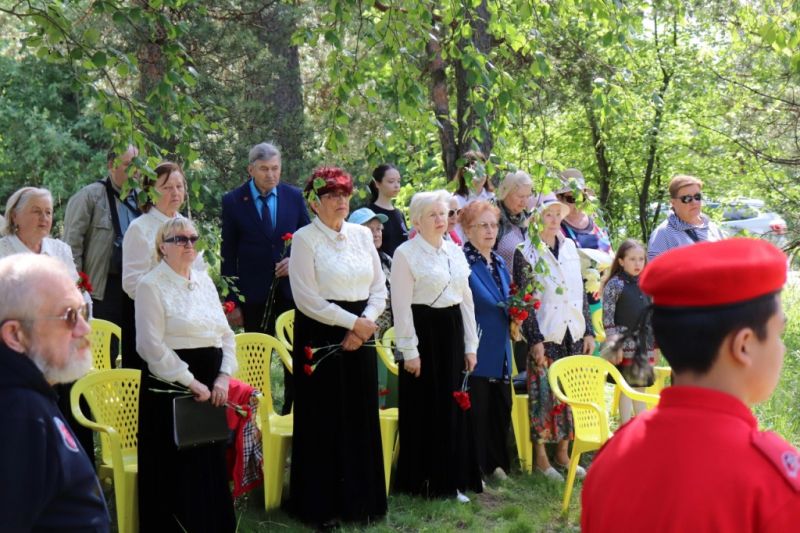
[601,239,657,423]
[368,164,409,257]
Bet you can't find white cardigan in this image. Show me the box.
[519,233,586,343]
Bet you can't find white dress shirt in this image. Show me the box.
[121,208,204,299]
[390,235,479,360]
[289,217,387,330]
[135,261,237,387]
[0,235,80,281]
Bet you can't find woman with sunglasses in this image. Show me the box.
[555,169,612,256]
[452,151,494,241]
[287,167,388,528]
[135,217,237,532]
[648,174,725,261]
[121,161,204,368]
[392,190,482,504]
[0,186,96,461]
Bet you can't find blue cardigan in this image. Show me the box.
[467,251,513,379]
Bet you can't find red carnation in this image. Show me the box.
[509,306,519,317]
[509,282,518,295]
[304,346,314,361]
[378,388,390,397]
[452,391,471,411]
[222,301,236,315]
[303,364,313,376]
[281,232,293,242]
[523,293,532,302]
[77,271,93,293]
[518,310,529,321]
[533,300,542,310]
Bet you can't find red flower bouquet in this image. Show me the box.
[452,371,472,411]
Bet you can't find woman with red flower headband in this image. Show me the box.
[287,167,388,527]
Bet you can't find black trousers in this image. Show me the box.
[241,289,294,415]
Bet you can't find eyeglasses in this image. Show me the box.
[448,209,460,218]
[163,235,200,247]
[676,193,703,204]
[321,191,351,201]
[473,222,499,231]
[561,195,577,204]
[34,304,90,329]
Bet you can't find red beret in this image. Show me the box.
[304,166,353,198]
[640,238,787,307]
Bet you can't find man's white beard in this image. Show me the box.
[30,343,92,384]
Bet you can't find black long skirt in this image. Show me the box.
[137,347,235,533]
[469,375,512,476]
[395,304,483,498]
[288,300,387,525]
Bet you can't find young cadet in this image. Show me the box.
[582,238,800,532]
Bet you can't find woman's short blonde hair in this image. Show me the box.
[408,190,450,227]
[154,217,197,261]
[496,170,533,201]
[2,187,53,236]
[668,175,703,198]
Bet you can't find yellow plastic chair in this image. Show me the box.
[71,369,141,533]
[548,355,659,513]
[88,318,122,370]
[611,365,672,416]
[508,348,534,473]
[375,327,399,495]
[275,310,294,352]
[233,332,293,510]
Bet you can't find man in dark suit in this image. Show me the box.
[221,142,310,413]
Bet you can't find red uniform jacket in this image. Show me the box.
[582,386,800,532]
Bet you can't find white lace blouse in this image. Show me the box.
[390,236,479,360]
[135,261,237,387]
[289,217,387,330]
[122,208,205,299]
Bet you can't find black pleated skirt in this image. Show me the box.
[137,347,235,533]
[395,304,483,498]
[287,300,387,525]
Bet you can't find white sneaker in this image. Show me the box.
[556,462,587,479]
[456,490,470,503]
[536,466,565,482]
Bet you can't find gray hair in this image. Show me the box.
[2,187,53,236]
[248,142,281,164]
[154,217,197,262]
[408,190,451,227]
[496,171,533,201]
[0,254,71,323]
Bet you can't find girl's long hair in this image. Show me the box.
[369,163,397,203]
[601,239,646,292]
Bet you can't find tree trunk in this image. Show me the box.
[428,26,458,181]
[256,4,309,185]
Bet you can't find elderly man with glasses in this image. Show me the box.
[648,174,725,261]
[0,254,109,532]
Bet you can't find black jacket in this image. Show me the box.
[0,342,110,532]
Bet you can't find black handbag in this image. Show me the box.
[172,395,230,449]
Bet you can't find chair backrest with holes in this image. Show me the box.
[376,327,398,376]
[88,318,121,371]
[234,332,289,415]
[275,310,294,351]
[548,355,612,439]
[73,369,141,465]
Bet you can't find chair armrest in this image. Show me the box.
[619,385,660,408]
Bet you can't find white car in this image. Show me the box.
[706,199,788,246]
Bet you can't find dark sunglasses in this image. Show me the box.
[164,235,200,247]
[561,195,577,204]
[676,193,702,204]
[44,305,91,328]
[448,209,460,217]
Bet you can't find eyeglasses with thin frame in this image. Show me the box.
[473,222,499,231]
[13,304,91,329]
[163,235,200,247]
[321,191,351,201]
[676,193,703,204]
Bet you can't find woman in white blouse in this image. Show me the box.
[0,186,96,458]
[135,217,237,532]
[121,161,202,368]
[512,194,595,481]
[391,190,483,503]
[287,167,387,528]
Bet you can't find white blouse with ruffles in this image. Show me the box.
[390,235,479,360]
[135,261,237,387]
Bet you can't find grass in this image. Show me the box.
[234,282,800,532]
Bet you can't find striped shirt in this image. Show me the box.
[648,212,725,261]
